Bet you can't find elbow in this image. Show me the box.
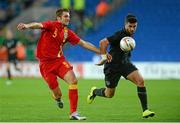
[100,39,108,48]
[100,39,105,46]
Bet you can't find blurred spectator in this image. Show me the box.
[25,32,37,61]
[2,29,21,85]
[0,0,34,27]
[96,0,110,17]
[0,8,6,23]
[83,16,94,33]
[0,27,6,61]
[60,0,71,9]
[0,26,5,46]
[95,0,110,28]
[16,42,26,60]
[72,0,86,35]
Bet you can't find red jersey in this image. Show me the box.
[36,20,80,61]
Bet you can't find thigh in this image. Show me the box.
[121,62,138,79]
[56,60,73,80]
[63,70,78,84]
[39,62,58,90]
[127,70,145,87]
[104,66,121,88]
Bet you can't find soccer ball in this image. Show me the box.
[120,36,136,52]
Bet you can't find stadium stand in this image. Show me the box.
[0,0,180,62]
[64,0,180,61]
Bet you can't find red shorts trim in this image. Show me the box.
[39,58,73,90]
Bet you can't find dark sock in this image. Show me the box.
[7,69,11,80]
[93,88,106,97]
[137,87,148,111]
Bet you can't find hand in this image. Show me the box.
[95,59,107,66]
[17,23,27,30]
[107,53,112,63]
[95,53,112,66]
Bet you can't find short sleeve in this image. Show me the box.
[41,21,53,30]
[67,29,80,45]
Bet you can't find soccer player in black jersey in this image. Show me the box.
[3,29,21,85]
[87,14,155,118]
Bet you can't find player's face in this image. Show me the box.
[125,22,137,35]
[59,12,70,26]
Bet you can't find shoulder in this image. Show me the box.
[108,29,123,38]
[106,30,123,41]
[114,29,124,36]
[41,20,61,26]
[114,29,129,39]
[41,20,52,24]
[41,20,63,30]
[52,20,62,25]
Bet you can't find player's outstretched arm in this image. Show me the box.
[17,22,43,30]
[78,39,100,54]
[96,38,112,66]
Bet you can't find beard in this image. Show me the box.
[63,21,69,26]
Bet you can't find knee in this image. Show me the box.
[68,77,78,90]
[137,78,145,87]
[71,78,78,84]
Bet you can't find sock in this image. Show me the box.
[137,87,148,111]
[7,69,11,80]
[93,88,106,97]
[69,84,78,114]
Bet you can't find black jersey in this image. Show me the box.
[106,28,132,64]
[3,39,17,56]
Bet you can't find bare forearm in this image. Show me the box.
[79,40,100,54]
[26,22,43,29]
[17,22,43,30]
[100,38,109,54]
[84,42,100,54]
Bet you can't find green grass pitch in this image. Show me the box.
[0,77,180,122]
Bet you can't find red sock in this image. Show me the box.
[69,88,78,114]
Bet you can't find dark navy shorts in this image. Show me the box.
[104,62,138,88]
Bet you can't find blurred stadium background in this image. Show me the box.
[0,0,180,122]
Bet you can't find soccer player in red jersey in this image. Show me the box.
[17,8,100,120]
